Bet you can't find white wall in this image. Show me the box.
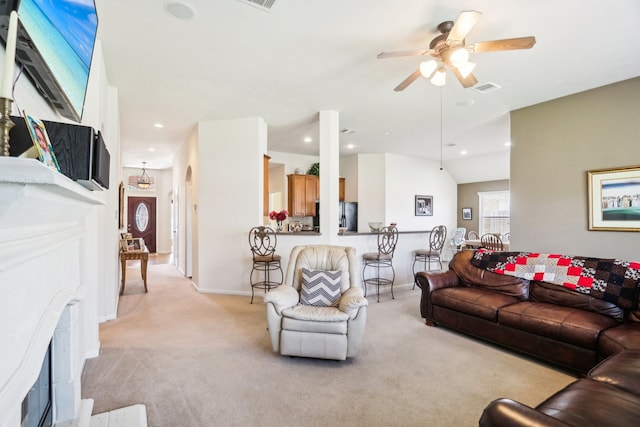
[385,154,458,234]
[195,117,266,294]
[171,132,199,279]
[357,154,386,231]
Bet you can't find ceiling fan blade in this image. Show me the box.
[469,36,536,53]
[394,69,422,92]
[445,60,478,88]
[377,49,433,59]
[447,10,481,42]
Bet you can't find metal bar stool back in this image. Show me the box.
[249,226,282,303]
[412,225,447,289]
[362,226,399,302]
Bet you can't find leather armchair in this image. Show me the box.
[264,245,368,360]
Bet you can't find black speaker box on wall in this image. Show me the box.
[8,116,110,190]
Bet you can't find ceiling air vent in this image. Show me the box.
[474,82,501,94]
[237,0,277,11]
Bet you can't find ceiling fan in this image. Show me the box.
[378,10,536,91]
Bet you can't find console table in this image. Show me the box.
[119,249,149,295]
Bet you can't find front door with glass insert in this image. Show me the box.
[127,196,157,253]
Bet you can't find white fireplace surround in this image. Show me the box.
[0,158,105,427]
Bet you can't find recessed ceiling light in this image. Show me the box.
[346,144,355,149]
[148,148,156,152]
[461,150,468,155]
[505,141,512,147]
[154,123,164,128]
[303,136,312,143]
[383,130,392,135]
[164,1,195,21]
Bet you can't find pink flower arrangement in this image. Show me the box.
[269,209,288,221]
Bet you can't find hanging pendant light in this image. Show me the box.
[137,162,151,189]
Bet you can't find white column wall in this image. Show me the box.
[196,117,267,293]
[319,111,340,244]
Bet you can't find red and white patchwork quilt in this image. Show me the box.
[470,249,640,309]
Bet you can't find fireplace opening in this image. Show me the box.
[21,341,52,427]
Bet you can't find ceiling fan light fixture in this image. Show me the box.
[419,60,437,78]
[430,67,446,87]
[457,61,476,78]
[449,47,469,67]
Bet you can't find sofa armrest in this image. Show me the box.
[415,270,460,291]
[339,287,368,319]
[479,398,572,427]
[416,270,460,320]
[264,285,299,315]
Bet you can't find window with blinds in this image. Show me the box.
[478,190,510,236]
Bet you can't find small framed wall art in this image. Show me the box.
[462,207,472,220]
[415,195,433,216]
[588,165,640,231]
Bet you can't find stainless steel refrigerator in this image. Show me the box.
[313,202,358,232]
[339,202,358,232]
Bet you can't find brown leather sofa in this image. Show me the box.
[479,349,640,426]
[415,250,640,373]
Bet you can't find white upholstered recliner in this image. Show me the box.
[264,245,368,360]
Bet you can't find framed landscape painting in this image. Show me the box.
[588,165,640,231]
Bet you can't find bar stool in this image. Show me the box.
[362,226,399,302]
[412,225,446,289]
[248,226,282,304]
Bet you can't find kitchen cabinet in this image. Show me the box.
[288,174,318,217]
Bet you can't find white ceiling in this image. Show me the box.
[95,0,640,181]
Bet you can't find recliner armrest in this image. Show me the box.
[264,285,299,314]
[339,287,368,318]
[479,398,571,427]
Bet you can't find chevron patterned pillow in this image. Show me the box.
[300,268,342,307]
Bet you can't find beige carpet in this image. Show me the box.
[82,263,575,427]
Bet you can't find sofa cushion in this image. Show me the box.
[499,302,620,349]
[449,250,529,299]
[300,268,341,307]
[536,379,640,426]
[432,287,520,322]
[598,323,640,357]
[588,350,640,396]
[530,281,624,321]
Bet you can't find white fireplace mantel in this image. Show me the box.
[0,157,105,427]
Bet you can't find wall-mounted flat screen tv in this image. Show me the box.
[0,0,98,122]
